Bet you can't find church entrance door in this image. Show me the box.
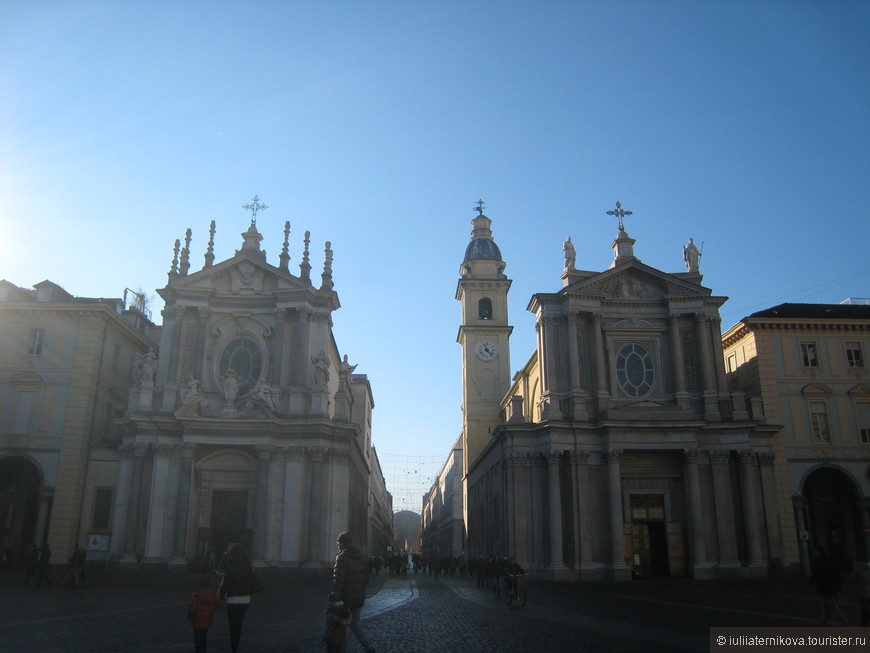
[210,490,251,556]
[629,494,670,578]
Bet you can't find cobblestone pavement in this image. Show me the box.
[0,567,865,653]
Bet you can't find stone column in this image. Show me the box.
[684,449,712,578]
[593,312,609,402]
[546,451,566,572]
[571,451,594,574]
[669,313,687,398]
[696,314,720,420]
[710,316,729,397]
[792,495,812,575]
[123,444,147,561]
[35,486,54,545]
[504,455,518,561]
[282,447,305,562]
[604,449,629,580]
[194,308,209,379]
[538,316,561,420]
[252,445,273,561]
[111,445,134,557]
[757,452,782,564]
[306,447,327,563]
[738,450,766,572]
[144,444,173,561]
[172,444,195,559]
[709,451,739,568]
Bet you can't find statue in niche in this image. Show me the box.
[139,348,157,385]
[177,372,208,416]
[338,355,358,390]
[252,378,278,411]
[221,369,240,402]
[563,236,576,270]
[683,238,700,272]
[311,351,330,386]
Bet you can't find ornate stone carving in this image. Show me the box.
[603,448,622,463]
[683,448,700,463]
[708,450,730,464]
[600,277,662,299]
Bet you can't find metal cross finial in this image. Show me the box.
[606,201,633,232]
[473,199,486,215]
[243,195,269,224]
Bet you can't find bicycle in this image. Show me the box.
[503,573,526,606]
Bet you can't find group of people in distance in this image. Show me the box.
[186,531,376,653]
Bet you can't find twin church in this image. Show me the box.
[1,197,866,580]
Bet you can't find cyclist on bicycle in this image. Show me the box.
[504,556,526,595]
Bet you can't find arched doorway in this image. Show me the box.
[0,456,42,567]
[803,467,865,568]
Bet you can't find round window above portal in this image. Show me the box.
[616,343,655,397]
[218,337,263,397]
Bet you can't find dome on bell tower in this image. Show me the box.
[462,214,503,263]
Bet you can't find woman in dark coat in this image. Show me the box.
[219,543,256,653]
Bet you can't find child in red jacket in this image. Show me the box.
[187,574,223,653]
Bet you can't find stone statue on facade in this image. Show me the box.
[311,351,330,386]
[563,236,576,270]
[338,355,358,390]
[252,378,278,411]
[683,237,701,272]
[138,348,157,386]
[221,369,240,402]
[177,372,208,416]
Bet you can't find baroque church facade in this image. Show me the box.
[0,209,392,570]
[457,205,782,581]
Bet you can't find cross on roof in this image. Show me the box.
[473,199,486,215]
[606,201,633,231]
[243,195,269,224]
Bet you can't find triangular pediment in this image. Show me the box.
[566,261,710,300]
[165,253,314,297]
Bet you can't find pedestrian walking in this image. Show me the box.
[330,531,375,653]
[852,557,870,627]
[23,544,40,585]
[808,546,850,626]
[217,543,256,653]
[187,574,223,653]
[36,541,52,588]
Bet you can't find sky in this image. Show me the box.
[1,2,869,509]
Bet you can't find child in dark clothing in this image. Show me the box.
[187,574,223,653]
[322,594,352,653]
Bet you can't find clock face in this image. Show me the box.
[475,340,499,361]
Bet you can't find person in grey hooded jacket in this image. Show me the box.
[330,531,375,653]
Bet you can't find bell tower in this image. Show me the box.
[456,201,513,477]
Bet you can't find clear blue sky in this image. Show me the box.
[2,2,868,475]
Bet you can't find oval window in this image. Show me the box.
[616,343,655,397]
[219,337,263,396]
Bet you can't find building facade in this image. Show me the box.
[0,280,157,564]
[0,214,393,570]
[722,303,870,573]
[421,436,464,558]
[458,206,781,581]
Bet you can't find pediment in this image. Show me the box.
[168,254,312,296]
[567,262,710,301]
